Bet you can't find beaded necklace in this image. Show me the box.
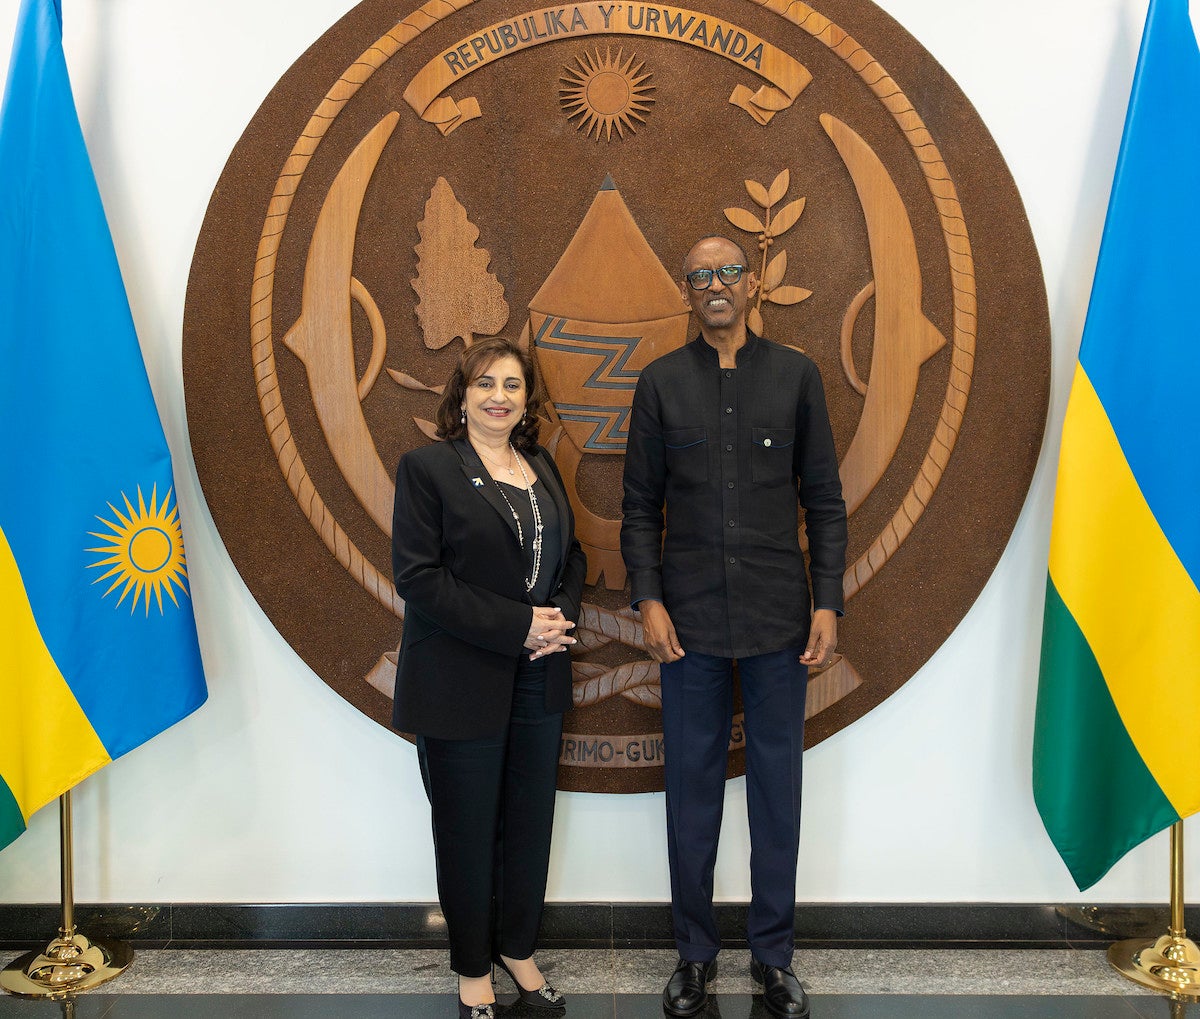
[488,443,543,593]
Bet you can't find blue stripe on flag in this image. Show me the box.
[0,0,206,761]
[1079,0,1200,585]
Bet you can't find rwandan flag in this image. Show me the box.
[0,0,207,852]
[1033,0,1200,891]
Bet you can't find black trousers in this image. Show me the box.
[416,656,562,977]
[659,647,808,969]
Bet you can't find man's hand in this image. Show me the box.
[639,599,685,663]
[799,609,837,668]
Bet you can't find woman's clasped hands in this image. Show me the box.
[525,605,576,660]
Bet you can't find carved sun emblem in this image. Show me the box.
[560,48,655,140]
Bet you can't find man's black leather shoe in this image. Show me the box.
[662,958,718,1017]
[750,958,810,1018]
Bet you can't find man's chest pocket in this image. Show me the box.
[664,427,708,486]
[751,427,794,484]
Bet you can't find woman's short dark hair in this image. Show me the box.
[434,337,545,453]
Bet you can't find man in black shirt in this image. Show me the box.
[621,235,847,1019]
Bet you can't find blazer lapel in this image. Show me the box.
[452,438,520,542]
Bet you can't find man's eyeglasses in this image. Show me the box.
[685,264,746,291]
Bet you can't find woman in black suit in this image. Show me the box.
[392,337,586,1018]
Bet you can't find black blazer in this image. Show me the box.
[391,437,586,739]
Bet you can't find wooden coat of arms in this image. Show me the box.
[184,0,1050,792]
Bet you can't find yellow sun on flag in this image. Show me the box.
[560,48,655,141]
[87,485,189,615]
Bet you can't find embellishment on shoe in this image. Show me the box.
[537,983,564,1003]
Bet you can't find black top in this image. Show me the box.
[496,478,562,606]
[620,332,848,658]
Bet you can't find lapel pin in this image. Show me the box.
[471,476,484,487]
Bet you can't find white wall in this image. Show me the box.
[1,0,1194,906]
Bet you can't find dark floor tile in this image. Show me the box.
[792,904,1068,949]
[601,995,1147,1019]
[0,907,169,949]
[0,992,1170,1019]
[1126,995,1200,1019]
[610,905,674,949]
[6,904,1192,950]
[601,993,693,1017]
[538,904,614,947]
[96,995,436,1018]
[0,996,111,1018]
[510,994,617,1017]
[801,995,1145,1019]
[1058,906,1200,947]
[168,904,447,945]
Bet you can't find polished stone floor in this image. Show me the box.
[0,947,1192,1017]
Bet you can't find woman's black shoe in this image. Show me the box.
[458,997,496,1018]
[492,955,566,1011]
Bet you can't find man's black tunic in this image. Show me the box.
[621,331,848,658]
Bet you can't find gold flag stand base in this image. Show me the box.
[1109,932,1200,1001]
[1108,821,1200,1001]
[0,932,132,999]
[0,791,134,1000]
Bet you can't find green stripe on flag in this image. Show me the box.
[0,776,24,852]
[1034,577,1179,889]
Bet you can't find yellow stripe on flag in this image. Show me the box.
[1048,365,1200,817]
[0,525,111,822]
